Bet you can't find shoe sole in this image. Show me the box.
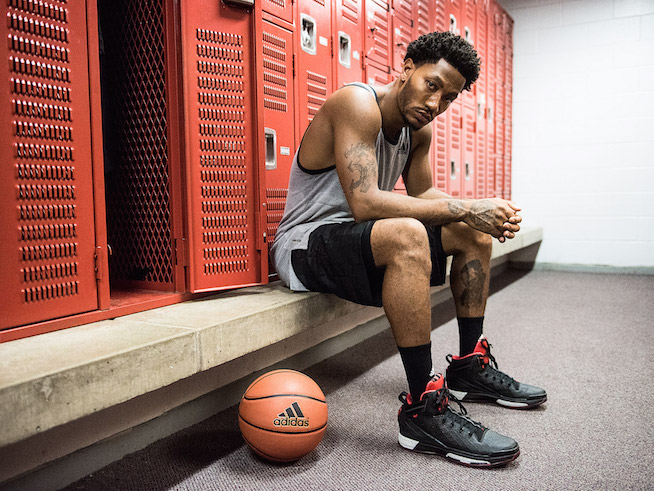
[448,389,547,409]
[398,432,520,468]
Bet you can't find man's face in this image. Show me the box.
[397,58,466,130]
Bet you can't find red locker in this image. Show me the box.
[393,0,414,24]
[475,0,490,198]
[333,0,365,88]
[447,100,462,198]
[430,0,448,194]
[365,59,392,85]
[296,0,333,140]
[391,16,413,74]
[180,0,266,292]
[261,21,295,247]
[364,0,391,70]
[0,0,105,329]
[262,0,294,25]
[414,0,433,39]
[462,104,476,198]
[460,0,476,109]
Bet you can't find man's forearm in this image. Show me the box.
[352,188,468,225]
[414,187,453,200]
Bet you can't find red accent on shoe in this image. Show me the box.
[405,373,448,405]
[450,335,491,365]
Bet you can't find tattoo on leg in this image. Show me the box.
[459,259,487,308]
[345,142,376,194]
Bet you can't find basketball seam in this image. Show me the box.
[243,393,326,403]
[238,414,327,435]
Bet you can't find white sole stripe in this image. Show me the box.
[446,452,491,465]
[448,389,467,399]
[496,399,529,408]
[398,433,419,450]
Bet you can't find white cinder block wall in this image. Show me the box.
[500,0,654,269]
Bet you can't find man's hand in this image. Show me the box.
[462,198,522,243]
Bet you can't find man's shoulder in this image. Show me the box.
[324,85,382,127]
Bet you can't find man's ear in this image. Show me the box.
[401,58,415,82]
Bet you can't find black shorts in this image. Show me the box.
[291,220,447,308]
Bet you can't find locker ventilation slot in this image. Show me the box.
[266,189,288,246]
[196,28,249,276]
[9,0,81,304]
[263,31,288,113]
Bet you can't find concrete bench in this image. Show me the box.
[0,227,542,488]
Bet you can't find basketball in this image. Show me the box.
[238,369,328,463]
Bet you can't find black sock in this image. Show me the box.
[398,343,433,402]
[457,316,484,356]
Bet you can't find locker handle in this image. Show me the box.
[300,14,317,55]
[265,128,277,170]
[338,32,351,68]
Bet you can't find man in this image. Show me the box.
[271,31,546,468]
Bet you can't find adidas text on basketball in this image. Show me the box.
[397,374,520,468]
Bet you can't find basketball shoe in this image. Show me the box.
[397,374,520,468]
[446,336,547,409]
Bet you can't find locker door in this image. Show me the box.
[0,0,102,329]
[364,0,391,70]
[430,0,448,194]
[447,100,462,198]
[462,104,476,198]
[296,0,332,140]
[333,0,365,88]
[503,12,513,200]
[414,0,433,39]
[475,0,489,198]
[391,16,413,74]
[262,0,294,25]
[261,21,295,247]
[180,0,265,292]
[460,0,476,109]
[365,60,392,85]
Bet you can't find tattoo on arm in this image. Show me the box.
[447,200,466,217]
[459,259,487,308]
[345,143,376,195]
[468,200,502,232]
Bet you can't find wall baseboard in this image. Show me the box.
[511,261,654,275]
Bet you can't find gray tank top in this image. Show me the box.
[270,82,412,291]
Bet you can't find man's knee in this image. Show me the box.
[443,222,492,255]
[371,218,431,271]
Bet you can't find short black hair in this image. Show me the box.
[405,31,480,91]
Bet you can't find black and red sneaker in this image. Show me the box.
[398,374,520,468]
[446,336,547,409]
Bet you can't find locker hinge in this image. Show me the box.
[94,245,105,281]
[292,53,295,77]
[174,238,188,267]
[330,36,334,57]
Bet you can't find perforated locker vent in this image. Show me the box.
[341,0,359,24]
[8,0,82,304]
[266,188,287,245]
[196,29,249,276]
[306,70,328,122]
[263,31,288,113]
[100,0,173,285]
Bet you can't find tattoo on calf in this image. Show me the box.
[345,143,375,194]
[459,259,487,308]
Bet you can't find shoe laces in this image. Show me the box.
[479,340,518,389]
[400,388,485,439]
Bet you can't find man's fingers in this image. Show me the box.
[508,215,522,224]
[506,200,522,212]
[503,222,521,233]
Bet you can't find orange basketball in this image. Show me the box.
[238,369,328,463]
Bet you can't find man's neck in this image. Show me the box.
[375,79,407,142]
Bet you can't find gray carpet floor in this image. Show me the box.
[65,270,654,490]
